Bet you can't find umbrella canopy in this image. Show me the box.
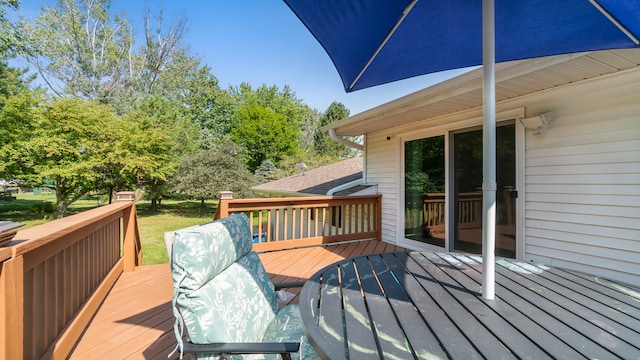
[283,0,640,299]
[284,0,639,92]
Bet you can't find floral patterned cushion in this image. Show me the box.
[262,304,320,360]
[176,252,279,344]
[170,214,319,360]
[172,214,254,291]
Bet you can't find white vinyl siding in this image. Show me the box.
[522,73,640,286]
[365,133,400,244]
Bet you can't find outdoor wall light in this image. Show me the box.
[520,112,554,135]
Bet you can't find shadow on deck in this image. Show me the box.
[68,240,407,359]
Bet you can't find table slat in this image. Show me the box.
[407,253,517,359]
[371,254,448,359]
[429,253,553,359]
[382,252,482,359]
[485,256,640,358]
[339,259,379,359]
[354,256,413,359]
[454,254,606,359]
[318,266,349,360]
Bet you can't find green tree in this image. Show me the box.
[14,98,118,217]
[0,90,41,178]
[0,0,35,108]
[314,102,354,158]
[230,83,313,149]
[0,60,30,106]
[254,159,278,183]
[171,142,256,208]
[178,65,236,148]
[119,95,198,210]
[231,83,308,125]
[231,104,300,172]
[21,0,193,110]
[1,0,33,57]
[23,0,134,100]
[300,108,322,153]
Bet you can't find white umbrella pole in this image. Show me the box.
[481,0,497,300]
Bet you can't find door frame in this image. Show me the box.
[397,108,526,259]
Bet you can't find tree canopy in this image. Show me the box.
[231,104,300,172]
[1,0,359,214]
[171,142,256,207]
[13,97,120,217]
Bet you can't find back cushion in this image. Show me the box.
[172,214,253,291]
[176,251,279,344]
[172,214,279,343]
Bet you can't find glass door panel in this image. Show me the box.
[404,135,445,247]
[453,124,516,258]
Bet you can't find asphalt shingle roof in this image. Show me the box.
[252,157,364,196]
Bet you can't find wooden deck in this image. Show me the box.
[68,240,406,359]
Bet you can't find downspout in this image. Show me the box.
[327,178,364,196]
[326,129,366,195]
[328,129,364,151]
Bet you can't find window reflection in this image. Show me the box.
[404,136,445,247]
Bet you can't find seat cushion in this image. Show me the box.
[261,304,320,360]
[196,305,319,360]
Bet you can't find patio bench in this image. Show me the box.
[169,214,319,359]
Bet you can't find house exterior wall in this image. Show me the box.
[365,133,401,243]
[520,70,640,286]
[364,69,640,286]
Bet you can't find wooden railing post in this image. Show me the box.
[376,195,382,241]
[0,256,24,360]
[215,191,233,220]
[118,192,140,272]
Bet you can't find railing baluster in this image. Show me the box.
[214,195,382,251]
[275,208,281,241]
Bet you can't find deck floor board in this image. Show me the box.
[69,240,405,359]
[69,242,640,359]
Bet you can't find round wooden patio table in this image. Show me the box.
[299,251,640,360]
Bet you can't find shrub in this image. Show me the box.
[29,201,56,214]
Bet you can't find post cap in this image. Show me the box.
[219,191,233,200]
[115,191,135,201]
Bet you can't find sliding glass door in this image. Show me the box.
[452,124,516,258]
[403,123,516,257]
[404,135,445,247]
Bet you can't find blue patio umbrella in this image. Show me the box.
[283,0,640,299]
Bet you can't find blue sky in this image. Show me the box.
[14,0,470,115]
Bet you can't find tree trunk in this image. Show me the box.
[56,202,66,219]
[55,181,66,218]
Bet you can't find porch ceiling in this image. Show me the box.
[323,49,640,136]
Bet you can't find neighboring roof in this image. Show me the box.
[323,49,640,136]
[252,157,364,196]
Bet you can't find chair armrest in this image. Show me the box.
[183,342,300,360]
[274,281,306,290]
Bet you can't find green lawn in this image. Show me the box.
[136,199,218,265]
[0,193,218,265]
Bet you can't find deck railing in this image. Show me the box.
[405,192,483,234]
[215,193,382,252]
[0,195,141,360]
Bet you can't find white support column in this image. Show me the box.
[482,0,496,300]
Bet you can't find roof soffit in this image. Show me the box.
[324,49,640,136]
